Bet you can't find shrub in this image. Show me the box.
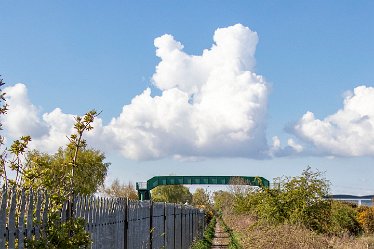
[329,201,362,236]
[233,167,331,233]
[245,188,286,225]
[357,206,374,233]
[25,216,91,249]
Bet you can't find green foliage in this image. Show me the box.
[233,167,332,233]
[151,185,192,204]
[25,216,91,249]
[101,178,138,199]
[280,168,331,232]
[238,188,287,224]
[6,136,32,187]
[192,188,214,221]
[213,190,234,211]
[24,148,109,206]
[0,76,8,131]
[0,79,102,249]
[0,76,8,186]
[192,188,210,206]
[329,201,362,236]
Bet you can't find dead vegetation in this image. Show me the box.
[223,212,374,249]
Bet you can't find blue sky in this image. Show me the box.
[1,1,373,195]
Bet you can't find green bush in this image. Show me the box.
[233,167,332,233]
[329,201,362,236]
[25,216,91,249]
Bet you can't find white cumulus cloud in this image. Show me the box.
[2,24,270,160]
[292,85,374,157]
[270,136,304,157]
[2,84,76,153]
[104,24,269,159]
[3,84,48,138]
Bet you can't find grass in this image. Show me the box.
[218,214,242,249]
[191,216,217,249]
[223,211,374,249]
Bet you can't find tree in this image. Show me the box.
[233,167,332,233]
[227,176,252,197]
[330,201,362,236]
[101,178,138,200]
[151,185,192,204]
[281,167,331,232]
[0,77,100,247]
[0,75,9,186]
[24,147,109,204]
[192,188,211,207]
[192,188,214,219]
[213,190,234,212]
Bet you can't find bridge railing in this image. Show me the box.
[0,185,205,249]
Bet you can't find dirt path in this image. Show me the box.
[211,221,230,249]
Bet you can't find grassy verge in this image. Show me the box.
[191,216,217,249]
[218,214,242,249]
[223,212,374,249]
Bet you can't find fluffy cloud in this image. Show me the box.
[2,24,270,160]
[105,24,269,159]
[5,25,372,160]
[2,84,76,153]
[270,136,303,157]
[292,86,374,157]
[3,84,48,138]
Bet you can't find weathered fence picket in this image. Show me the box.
[0,185,7,248]
[26,189,33,241]
[0,185,205,249]
[8,187,17,249]
[18,189,26,248]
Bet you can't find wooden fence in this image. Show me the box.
[0,185,205,249]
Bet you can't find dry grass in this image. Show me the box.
[223,212,374,249]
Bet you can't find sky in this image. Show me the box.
[1,1,374,195]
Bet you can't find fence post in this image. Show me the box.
[26,189,34,240]
[191,209,194,243]
[173,204,176,249]
[149,201,153,249]
[8,186,17,248]
[181,206,183,249]
[124,198,128,249]
[0,185,6,249]
[163,202,166,248]
[18,189,26,248]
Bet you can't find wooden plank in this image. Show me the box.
[0,185,8,248]
[35,190,42,239]
[42,192,49,238]
[8,186,17,249]
[18,189,26,248]
[86,196,91,232]
[92,197,96,249]
[61,199,67,222]
[26,189,34,239]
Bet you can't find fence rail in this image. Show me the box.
[0,185,205,249]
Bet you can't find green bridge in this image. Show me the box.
[136,175,270,200]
